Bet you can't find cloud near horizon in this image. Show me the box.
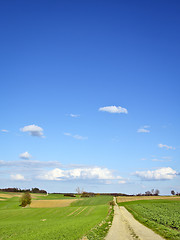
[38,167,122,181]
[1,160,125,184]
[10,174,25,181]
[134,167,177,180]
[99,105,128,114]
[20,124,44,137]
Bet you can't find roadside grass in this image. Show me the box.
[0,194,113,240]
[118,199,180,240]
[85,205,114,240]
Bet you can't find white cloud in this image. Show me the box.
[137,128,150,133]
[69,114,80,118]
[64,133,88,140]
[73,135,88,140]
[135,167,177,180]
[38,168,65,181]
[152,158,163,162]
[1,129,9,133]
[10,174,25,180]
[38,167,122,181]
[158,143,175,150]
[20,124,44,137]
[152,157,172,162]
[99,106,128,114]
[64,132,71,136]
[137,126,150,133]
[19,152,31,160]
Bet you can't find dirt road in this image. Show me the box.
[105,198,164,240]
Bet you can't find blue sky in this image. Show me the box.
[0,0,180,194]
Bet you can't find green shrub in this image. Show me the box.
[109,200,115,206]
[20,192,32,207]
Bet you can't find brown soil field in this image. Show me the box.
[30,199,79,208]
[0,193,46,199]
[117,195,180,203]
[0,193,19,198]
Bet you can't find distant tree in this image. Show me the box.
[20,192,32,207]
[154,189,160,196]
[81,191,95,198]
[171,190,175,195]
[151,189,154,195]
[145,191,152,196]
[64,193,76,197]
[31,187,40,193]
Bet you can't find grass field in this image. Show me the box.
[0,193,113,240]
[118,198,180,240]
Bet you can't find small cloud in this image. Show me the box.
[73,135,88,140]
[64,133,88,140]
[10,174,25,181]
[152,157,172,162]
[20,124,44,137]
[134,167,177,180]
[69,114,80,118]
[19,152,31,160]
[158,143,175,150]
[141,158,147,161]
[137,126,150,133]
[99,106,128,114]
[152,158,163,162]
[1,129,9,133]
[64,132,71,136]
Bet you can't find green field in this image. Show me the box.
[118,199,180,240]
[35,194,81,200]
[0,194,113,240]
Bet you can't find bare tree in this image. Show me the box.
[151,189,154,195]
[76,187,83,195]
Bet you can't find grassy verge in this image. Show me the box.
[85,205,114,240]
[118,199,180,240]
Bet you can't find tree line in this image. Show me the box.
[0,187,47,194]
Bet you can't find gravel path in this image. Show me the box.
[105,198,164,240]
